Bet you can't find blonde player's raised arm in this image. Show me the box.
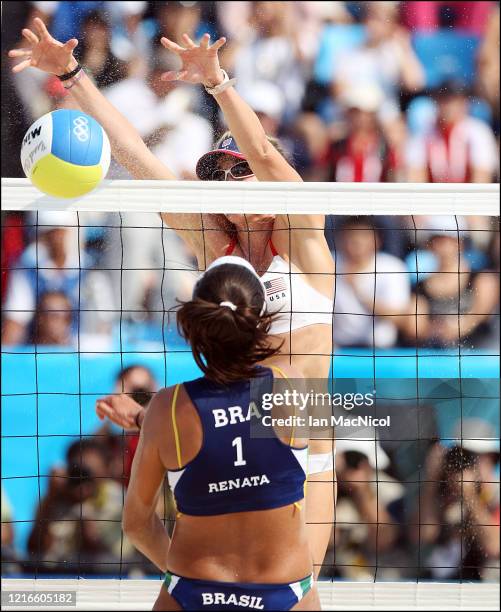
[8,18,226,262]
[9,18,176,181]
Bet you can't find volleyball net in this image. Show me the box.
[1,179,500,610]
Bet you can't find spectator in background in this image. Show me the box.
[153,0,202,48]
[1,213,25,303]
[103,51,212,178]
[332,216,411,348]
[1,487,19,573]
[74,9,129,88]
[31,291,73,346]
[95,365,177,537]
[100,51,201,323]
[415,437,499,580]
[286,111,331,181]
[477,3,500,135]
[2,211,115,346]
[328,433,401,579]
[103,1,150,62]
[335,1,425,126]
[406,81,499,183]
[324,84,400,182]
[33,1,102,42]
[217,1,349,63]
[28,438,128,571]
[403,217,499,347]
[240,81,285,138]
[479,230,501,350]
[96,364,158,485]
[402,1,495,35]
[229,1,306,122]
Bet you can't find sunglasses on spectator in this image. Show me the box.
[211,161,254,181]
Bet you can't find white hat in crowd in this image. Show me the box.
[339,83,385,113]
[451,418,500,454]
[33,211,78,234]
[241,82,286,122]
[336,432,390,470]
[419,215,469,242]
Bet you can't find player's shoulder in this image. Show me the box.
[268,360,295,377]
[148,383,198,423]
[142,384,194,446]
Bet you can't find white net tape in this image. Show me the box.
[1,178,499,215]
[1,579,499,611]
[2,179,499,610]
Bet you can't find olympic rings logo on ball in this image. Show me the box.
[72,116,89,142]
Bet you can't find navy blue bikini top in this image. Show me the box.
[167,366,307,516]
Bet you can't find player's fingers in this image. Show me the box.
[22,28,39,45]
[12,59,32,73]
[96,401,113,419]
[96,400,113,416]
[123,417,136,428]
[33,17,51,39]
[209,37,226,51]
[200,33,210,49]
[160,36,185,53]
[8,48,32,58]
[182,33,197,48]
[161,70,188,81]
[96,407,106,420]
[63,38,79,52]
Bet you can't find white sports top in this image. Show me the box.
[224,240,333,335]
[262,253,333,335]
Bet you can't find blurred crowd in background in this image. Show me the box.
[1,0,499,582]
[2,362,499,581]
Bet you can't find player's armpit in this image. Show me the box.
[160,212,236,269]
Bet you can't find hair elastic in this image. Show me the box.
[201,256,267,316]
[220,301,237,311]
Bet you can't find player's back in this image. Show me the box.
[164,366,311,583]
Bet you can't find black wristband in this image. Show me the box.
[134,410,143,431]
[58,63,82,82]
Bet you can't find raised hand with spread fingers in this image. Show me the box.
[160,33,227,88]
[8,17,78,76]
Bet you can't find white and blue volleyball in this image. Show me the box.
[21,109,110,199]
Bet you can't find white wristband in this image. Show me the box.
[204,69,237,95]
[308,451,335,475]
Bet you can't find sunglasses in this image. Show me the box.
[211,161,254,181]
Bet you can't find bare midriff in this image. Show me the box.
[166,503,311,583]
[266,324,333,380]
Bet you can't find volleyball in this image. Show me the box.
[20,109,110,199]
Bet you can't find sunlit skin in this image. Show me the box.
[8,20,335,605]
